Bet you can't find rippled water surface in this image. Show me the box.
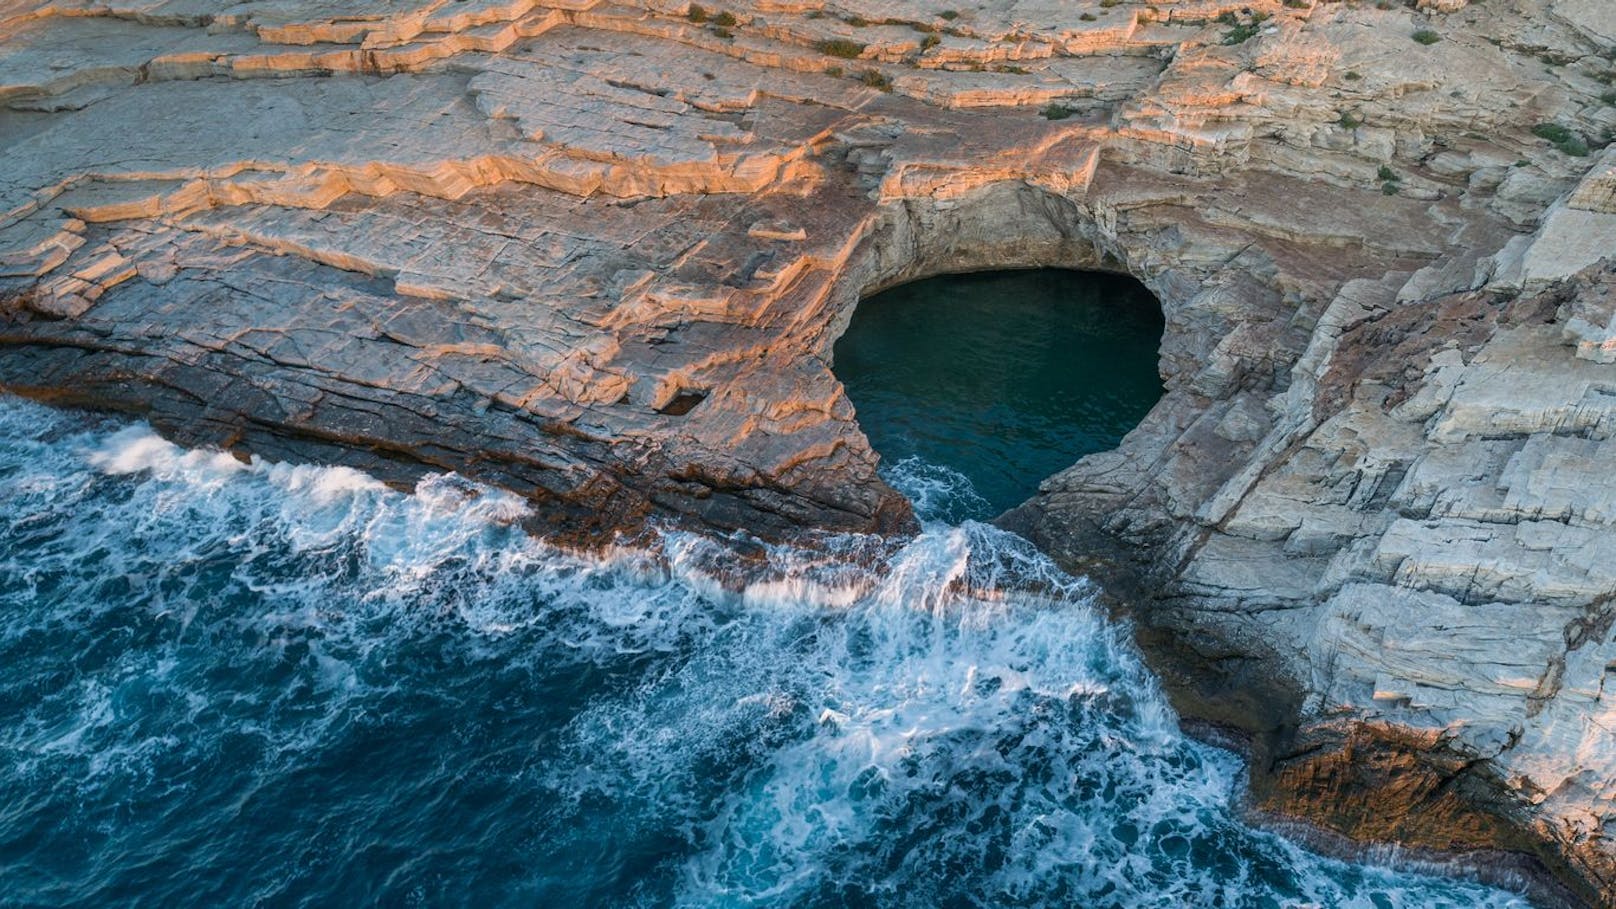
[835,269,1165,519]
[0,397,1536,908]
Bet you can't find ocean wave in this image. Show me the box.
[0,397,1535,908]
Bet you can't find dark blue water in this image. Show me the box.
[0,396,1537,908]
[835,269,1164,519]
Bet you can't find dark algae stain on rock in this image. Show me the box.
[834,269,1164,519]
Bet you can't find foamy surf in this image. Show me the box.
[0,397,1535,908]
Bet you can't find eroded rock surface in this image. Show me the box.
[3,0,1616,902]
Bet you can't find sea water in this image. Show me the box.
[834,269,1165,520]
[0,396,1537,908]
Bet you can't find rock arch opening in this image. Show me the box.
[832,267,1164,522]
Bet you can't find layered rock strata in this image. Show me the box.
[3,0,1616,903]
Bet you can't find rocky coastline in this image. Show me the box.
[4,0,1616,903]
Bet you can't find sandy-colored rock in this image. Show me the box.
[1018,225,1616,909]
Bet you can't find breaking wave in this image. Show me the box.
[0,397,1534,907]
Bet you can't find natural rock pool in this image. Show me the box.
[834,269,1165,520]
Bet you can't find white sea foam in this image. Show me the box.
[88,424,247,480]
[881,455,992,525]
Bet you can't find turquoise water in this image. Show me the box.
[834,269,1165,520]
[0,395,1539,907]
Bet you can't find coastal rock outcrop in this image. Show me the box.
[3,0,1616,902]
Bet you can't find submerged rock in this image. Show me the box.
[2,0,1615,902]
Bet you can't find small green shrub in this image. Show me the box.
[711,25,732,38]
[1041,102,1075,120]
[1001,64,1029,74]
[1338,111,1362,129]
[938,9,959,20]
[1533,123,1574,143]
[1079,12,1096,21]
[1099,0,1122,7]
[1220,12,1267,45]
[711,10,736,26]
[1412,29,1440,45]
[1533,122,1589,156]
[825,65,843,77]
[817,38,867,58]
[1381,181,1400,195]
[921,33,940,50]
[1222,22,1260,44]
[857,68,892,91]
[1602,90,1616,106]
[1283,0,1308,7]
[686,3,707,22]
[843,14,868,26]
[1378,165,1399,181]
[1343,70,1361,81]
